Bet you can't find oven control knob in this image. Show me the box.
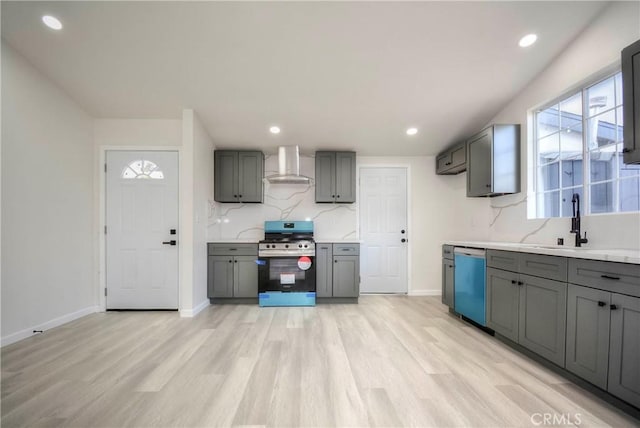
[285,244,289,248]
[267,244,271,248]
[304,244,308,248]
[298,244,303,248]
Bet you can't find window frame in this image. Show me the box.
[532,68,636,218]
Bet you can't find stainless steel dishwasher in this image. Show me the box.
[454,247,486,326]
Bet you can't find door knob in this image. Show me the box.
[162,240,177,246]
[401,238,407,243]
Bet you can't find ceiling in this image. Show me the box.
[2,1,609,156]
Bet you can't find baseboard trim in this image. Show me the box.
[408,290,441,297]
[1,305,99,347]
[180,299,210,318]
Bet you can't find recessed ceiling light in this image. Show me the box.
[406,127,418,136]
[42,15,63,30]
[519,34,537,48]
[269,126,281,134]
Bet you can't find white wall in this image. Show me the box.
[486,1,640,250]
[358,157,491,295]
[190,111,214,314]
[1,42,95,345]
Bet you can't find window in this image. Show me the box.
[534,72,640,218]
[122,160,164,179]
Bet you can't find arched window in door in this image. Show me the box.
[122,160,164,179]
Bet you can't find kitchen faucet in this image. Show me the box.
[570,193,588,247]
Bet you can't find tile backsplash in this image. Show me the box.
[207,154,357,241]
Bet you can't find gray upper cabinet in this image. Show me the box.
[608,293,640,407]
[566,284,611,390]
[315,151,356,203]
[518,274,567,367]
[467,124,520,197]
[214,150,264,203]
[622,39,640,164]
[436,142,466,175]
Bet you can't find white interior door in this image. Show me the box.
[359,167,408,293]
[106,151,179,309]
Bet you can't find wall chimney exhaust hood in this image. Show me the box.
[266,146,311,184]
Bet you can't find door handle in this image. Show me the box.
[401,238,407,243]
[162,240,177,246]
[597,301,607,307]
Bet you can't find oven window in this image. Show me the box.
[268,259,305,281]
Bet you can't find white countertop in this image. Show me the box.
[445,241,640,264]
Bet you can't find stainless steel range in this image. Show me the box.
[258,221,316,306]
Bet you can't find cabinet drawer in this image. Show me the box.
[208,243,258,256]
[333,243,359,255]
[486,250,519,272]
[568,259,640,298]
[443,245,454,260]
[519,253,567,282]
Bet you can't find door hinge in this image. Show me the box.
[104,163,107,173]
[104,225,107,234]
[104,288,107,296]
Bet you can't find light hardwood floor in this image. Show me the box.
[1,296,638,427]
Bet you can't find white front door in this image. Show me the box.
[106,151,179,309]
[359,167,408,293]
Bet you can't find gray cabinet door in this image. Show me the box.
[335,152,356,203]
[237,151,264,203]
[209,256,233,298]
[315,152,335,202]
[436,152,451,174]
[333,256,359,297]
[214,151,238,202]
[608,293,640,407]
[566,284,611,389]
[450,143,466,170]
[486,267,520,342]
[442,259,454,308]
[316,244,333,297]
[518,274,567,367]
[233,256,258,298]
[467,129,492,197]
[622,39,640,164]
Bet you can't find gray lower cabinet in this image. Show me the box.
[207,244,258,300]
[442,260,454,308]
[214,150,264,203]
[486,267,520,342]
[333,255,359,297]
[315,151,356,203]
[518,274,567,367]
[608,293,640,407]
[442,245,454,308]
[316,243,360,299]
[566,284,611,389]
[316,244,333,298]
[486,251,568,367]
